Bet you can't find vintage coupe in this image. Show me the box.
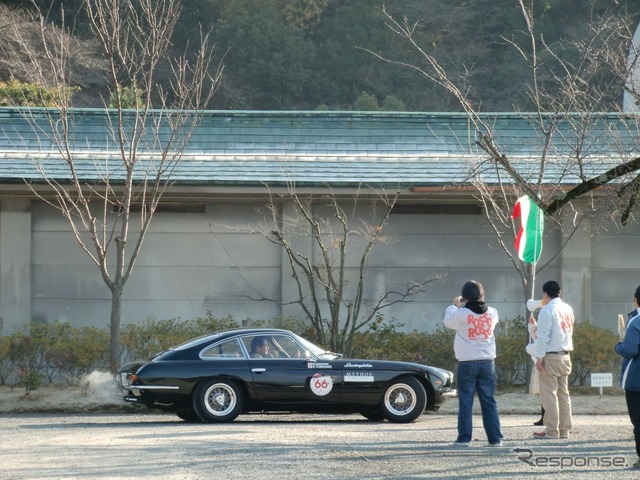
[116,328,456,423]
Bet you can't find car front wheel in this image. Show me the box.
[192,380,244,423]
[380,376,427,423]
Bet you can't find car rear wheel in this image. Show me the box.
[380,376,427,423]
[192,380,244,423]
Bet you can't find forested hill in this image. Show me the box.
[1,0,640,112]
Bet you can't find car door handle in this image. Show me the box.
[252,368,266,373]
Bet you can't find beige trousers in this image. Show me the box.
[538,353,572,437]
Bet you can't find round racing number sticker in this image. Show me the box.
[310,373,333,396]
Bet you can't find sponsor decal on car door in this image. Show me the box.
[249,358,342,405]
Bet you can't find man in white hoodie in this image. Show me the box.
[443,280,503,447]
[528,280,575,440]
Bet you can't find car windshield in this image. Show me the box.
[293,333,341,359]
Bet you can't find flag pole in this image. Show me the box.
[531,262,536,299]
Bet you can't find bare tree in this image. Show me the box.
[246,186,438,354]
[366,1,640,304]
[10,0,222,370]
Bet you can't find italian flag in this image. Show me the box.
[512,195,544,263]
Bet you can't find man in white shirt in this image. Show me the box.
[529,280,575,439]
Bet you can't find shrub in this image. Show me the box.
[119,312,241,362]
[351,318,456,373]
[0,78,76,107]
[108,81,144,109]
[120,317,197,363]
[47,326,110,384]
[570,320,621,386]
[2,322,53,391]
[19,369,43,396]
[190,312,240,335]
[35,322,74,383]
[494,317,529,386]
[0,335,15,385]
[0,314,623,388]
[381,95,405,111]
[352,92,379,111]
[408,327,456,373]
[351,317,407,360]
[8,328,48,382]
[4,322,111,385]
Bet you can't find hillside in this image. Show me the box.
[1,0,639,111]
[0,4,108,107]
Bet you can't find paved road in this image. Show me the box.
[1,412,637,480]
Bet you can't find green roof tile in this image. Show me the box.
[0,107,637,188]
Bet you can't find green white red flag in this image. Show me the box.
[512,195,544,263]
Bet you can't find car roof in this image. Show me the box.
[165,328,304,356]
[216,327,293,338]
[173,328,296,349]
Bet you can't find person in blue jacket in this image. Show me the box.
[615,285,640,470]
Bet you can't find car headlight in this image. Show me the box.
[428,368,453,388]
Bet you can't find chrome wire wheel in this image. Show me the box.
[384,382,417,416]
[193,380,243,423]
[203,382,237,416]
[381,376,427,423]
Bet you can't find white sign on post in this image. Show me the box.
[591,373,613,396]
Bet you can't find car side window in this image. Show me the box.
[271,335,304,358]
[243,334,304,359]
[200,338,243,359]
[243,336,271,358]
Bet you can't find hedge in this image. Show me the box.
[0,314,622,394]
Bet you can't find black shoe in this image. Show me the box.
[533,407,545,426]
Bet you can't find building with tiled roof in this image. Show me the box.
[0,107,637,334]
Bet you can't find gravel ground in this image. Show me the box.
[1,412,638,480]
[0,373,636,479]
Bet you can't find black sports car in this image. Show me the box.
[116,328,456,423]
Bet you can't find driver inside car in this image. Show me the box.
[249,337,270,358]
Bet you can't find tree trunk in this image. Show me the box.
[109,286,123,372]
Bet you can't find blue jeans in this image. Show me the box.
[456,360,503,443]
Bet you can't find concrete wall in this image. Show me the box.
[0,199,31,332]
[0,199,636,335]
[590,216,640,324]
[26,201,284,331]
